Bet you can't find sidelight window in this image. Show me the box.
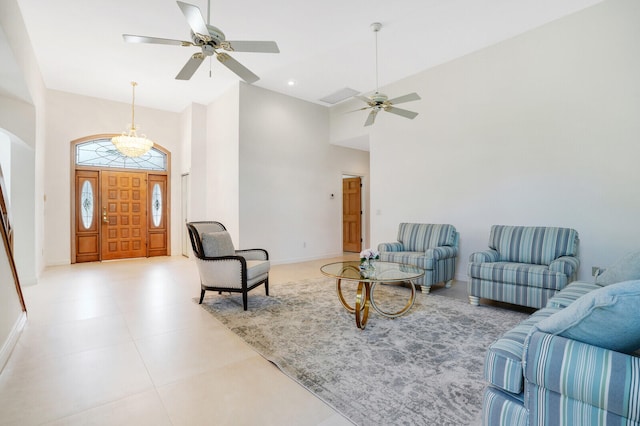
[151,183,162,227]
[80,180,94,229]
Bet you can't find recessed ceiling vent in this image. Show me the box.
[319,87,360,105]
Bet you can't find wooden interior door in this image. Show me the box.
[342,177,362,253]
[101,171,147,260]
[75,170,100,262]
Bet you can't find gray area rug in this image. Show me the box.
[198,278,527,425]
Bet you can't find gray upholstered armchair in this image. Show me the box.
[186,221,270,310]
[378,223,459,294]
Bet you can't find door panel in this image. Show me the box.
[148,174,168,257]
[75,170,100,262]
[342,177,362,253]
[101,171,147,260]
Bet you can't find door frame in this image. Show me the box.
[70,134,172,263]
[341,173,368,253]
[181,173,190,257]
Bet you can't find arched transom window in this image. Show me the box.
[75,138,167,171]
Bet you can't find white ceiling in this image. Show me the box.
[13,0,603,113]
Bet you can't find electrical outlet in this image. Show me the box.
[592,266,600,276]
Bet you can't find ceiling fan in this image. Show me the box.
[122,1,279,83]
[354,23,420,127]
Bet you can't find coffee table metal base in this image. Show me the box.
[336,279,416,329]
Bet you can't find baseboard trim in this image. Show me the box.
[271,252,346,266]
[454,274,468,284]
[0,312,27,373]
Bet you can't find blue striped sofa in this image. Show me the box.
[482,279,640,426]
[377,223,458,294]
[468,225,580,308]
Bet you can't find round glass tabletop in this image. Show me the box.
[320,260,424,283]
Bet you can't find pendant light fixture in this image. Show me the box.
[112,81,154,157]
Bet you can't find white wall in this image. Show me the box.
[331,0,640,281]
[182,102,207,224]
[0,0,46,369]
[0,134,10,199]
[0,132,23,371]
[0,228,25,371]
[44,90,183,264]
[0,0,45,286]
[238,84,370,263]
[206,84,241,242]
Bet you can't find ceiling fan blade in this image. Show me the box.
[225,41,280,53]
[385,106,418,120]
[387,92,421,105]
[216,52,259,83]
[364,110,378,127]
[177,1,210,39]
[123,34,192,46]
[176,53,205,80]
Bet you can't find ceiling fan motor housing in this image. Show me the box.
[191,25,226,47]
[371,92,388,104]
[123,1,278,82]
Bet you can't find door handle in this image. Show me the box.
[102,207,108,223]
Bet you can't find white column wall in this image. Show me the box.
[184,103,208,223]
[238,84,369,263]
[0,0,46,368]
[205,85,240,243]
[0,0,46,283]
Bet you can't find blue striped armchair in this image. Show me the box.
[377,223,459,294]
[467,225,580,309]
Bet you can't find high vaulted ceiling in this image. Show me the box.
[14,0,603,112]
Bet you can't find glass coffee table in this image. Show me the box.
[320,261,425,329]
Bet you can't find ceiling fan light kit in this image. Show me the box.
[122,1,279,83]
[355,22,420,127]
[112,82,154,158]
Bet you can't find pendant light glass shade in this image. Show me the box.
[112,82,154,157]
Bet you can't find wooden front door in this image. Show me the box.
[101,171,147,260]
[342,177,362,253]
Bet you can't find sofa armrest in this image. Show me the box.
[549,255,579,279]
[524,330,640,422]
[469,249,499,263]
[425,246,458,260]
[236,248,269,261]
[378,242,404,253]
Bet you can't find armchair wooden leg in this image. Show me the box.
[199,289,206,304]
[265,278,269,296]
[242,292,248,311]
[445,280,453,288]
[420,285,430,294]
[469,295,480,306]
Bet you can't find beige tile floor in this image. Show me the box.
[0,254,476,426]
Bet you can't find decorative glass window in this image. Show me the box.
[80,180,94,229]
[76,138,167,171]
[152,183,162,227]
